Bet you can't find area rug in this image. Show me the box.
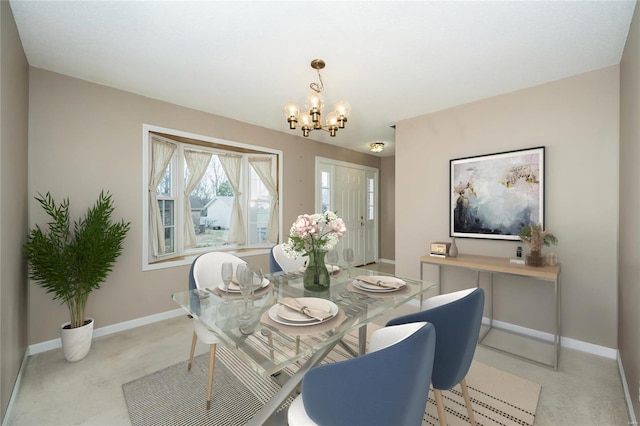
[123,332,541,426]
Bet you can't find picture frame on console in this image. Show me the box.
[450,146,545,241]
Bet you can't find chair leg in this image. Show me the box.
[187,331,197,371]
[460,378,476,426]
[433,389,447,426]
[206,344,217,410]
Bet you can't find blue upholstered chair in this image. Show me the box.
[270,243,306,273]
[287,322,436,426]
[187,252,246,410]
[268,245,283,274]
[386,287,485,426]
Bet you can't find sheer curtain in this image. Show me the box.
[149,136,176,256]
[249,157,279,243]
[219,154,246,244]
[183,150,212,248]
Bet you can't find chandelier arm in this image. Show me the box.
[309,68,324,93]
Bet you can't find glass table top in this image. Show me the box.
[172,268,435,377]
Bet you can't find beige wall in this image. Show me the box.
[620,0,640,418]
[0,1,29,421]
[379,156,395,261]
[396,66,619,348]
[27,68,381,344]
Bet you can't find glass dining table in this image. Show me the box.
[171,267,436,425]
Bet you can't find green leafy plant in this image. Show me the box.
[519,223,558,252]
[25,191,131,329]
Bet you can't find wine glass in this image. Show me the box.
[326,249,339,274]
[237,265,253,319]
[236,263,247,287]
[251,266,264,289]
[221,262,233,294]
[343,248,355,277]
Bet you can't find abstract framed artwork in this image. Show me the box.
[450,146,545,240]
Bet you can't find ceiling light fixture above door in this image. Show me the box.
[284,59,351,137]
[370,142,385,153]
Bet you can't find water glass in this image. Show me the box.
[221,262,233,293]
[343,248,355,277]
[326,249,339,273]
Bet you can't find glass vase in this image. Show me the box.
[303,250,331,291]
[526,249,544,267]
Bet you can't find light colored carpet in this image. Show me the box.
[123,332,540,426]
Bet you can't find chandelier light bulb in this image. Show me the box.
[334,101,351,128]
[284,102,300,129]
[326,112,339,137]
[299,112,313,127]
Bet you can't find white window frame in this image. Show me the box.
[142,124,283,271]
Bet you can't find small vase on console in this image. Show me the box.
[449,237,458,257]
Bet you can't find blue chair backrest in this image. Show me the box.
[387,287,484,391]
[269,245,283,274]
[301,322,436,426]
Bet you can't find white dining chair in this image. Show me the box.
[187,251,246,410]
[271,243,306,273]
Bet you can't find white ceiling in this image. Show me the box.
[9,1,636,156]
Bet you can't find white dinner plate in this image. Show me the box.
[352,276,406,293]
[218,277,269,293]
[277,298,337,322]
[268,298,339,326]
[298,264,340,274]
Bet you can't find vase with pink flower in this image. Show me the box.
[282,211,347,291]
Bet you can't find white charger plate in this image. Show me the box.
[298,264,340,274]
[268,298,338,326]
[352,276,406,293]
[218,277,269,293]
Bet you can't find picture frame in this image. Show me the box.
[450,146,545,240]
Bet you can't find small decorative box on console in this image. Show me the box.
[430,241,451,257]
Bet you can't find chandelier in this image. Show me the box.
[284,59,351,137]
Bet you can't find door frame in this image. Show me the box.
[315,157,379,265]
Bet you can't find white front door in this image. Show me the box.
[336,165,365,266]
[316,158,378,267]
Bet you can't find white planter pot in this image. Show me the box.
[60,318,94,362]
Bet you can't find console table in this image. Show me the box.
[419,253,561,370]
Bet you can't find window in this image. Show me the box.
[143,126,282,269]
[367,177,375,220]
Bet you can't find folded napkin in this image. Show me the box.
[355,275,403,289]
[277,297,333,322]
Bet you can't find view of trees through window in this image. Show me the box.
[186,155,234,248]
[155,149,272,255]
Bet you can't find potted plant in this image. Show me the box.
[519,223,558,266]
[25,191,130,361]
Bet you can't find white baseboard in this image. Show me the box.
[480,317,618,359]
[409,298,618,360]
[617,350,638,426]
[27,308,186,356]
[376,258,395,264]
[1,349,30,426]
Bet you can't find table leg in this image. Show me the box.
[554,277,560,370]
[358,324,367,356]
[246,339,341,426]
